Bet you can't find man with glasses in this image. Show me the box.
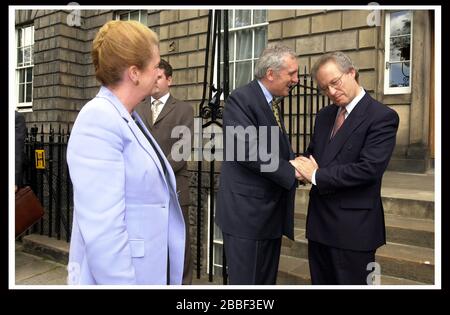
[290,51,399,285]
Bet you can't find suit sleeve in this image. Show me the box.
[166,103,194,173]
[223,91,296,190]
[67,105,136,284]
[315,109,399,193]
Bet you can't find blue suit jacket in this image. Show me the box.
[304,92,399,251]
[216,80,297,240]
[67,87,185,285]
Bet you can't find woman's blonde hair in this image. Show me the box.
[92,20,159,86]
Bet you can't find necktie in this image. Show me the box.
[271,99,283,130]
[331,107,347,139]
[152,99,162,124]
[133,116,168,176]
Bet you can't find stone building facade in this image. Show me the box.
[13,8,436,280]
[14,8,435,171]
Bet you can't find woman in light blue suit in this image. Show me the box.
[66,20,185,285]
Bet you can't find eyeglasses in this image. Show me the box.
[318,73,345,94]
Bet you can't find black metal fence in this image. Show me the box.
[281,69,332,157]
[23,124,73,242]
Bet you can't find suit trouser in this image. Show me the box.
[308,240,376,285]
[181,205,193,285]
[222,232,281,285]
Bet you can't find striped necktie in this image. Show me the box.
[331,107,347,139]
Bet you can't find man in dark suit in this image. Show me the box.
[291,51,399,285]
[136,59,194,284]
[216,45,301,284]
[15,110,26,192]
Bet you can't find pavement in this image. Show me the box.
[14,241,67,286]
[13,242,222,286]
[12,170,436,286]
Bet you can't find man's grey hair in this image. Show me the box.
[254,44,297,80]
[311,51,359,82]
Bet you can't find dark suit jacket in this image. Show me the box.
[136,94,194,206]
[15,111,26,187]
[304,92,399,251]
[216,80,297,240]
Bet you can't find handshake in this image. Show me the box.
[289,155,319,184]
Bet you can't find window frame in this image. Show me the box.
[384,10,413,95]
[206,194,224,276]
[215,9,268,96]
[114,10,148,25]
[15,25,35,112]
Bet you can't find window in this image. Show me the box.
[384,11,413,94]
[16,25,34,111]
[219,10,268,91]
[206,194,224,276]
[115,10,147,25]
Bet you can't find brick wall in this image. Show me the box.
[23,10,88,132]
[153,9,209,117]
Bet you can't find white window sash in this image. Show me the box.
[16,26,34,110]
[206,194,224,276]
[214,9,267,96]
[384,11,413,95]
[115,10,147,24]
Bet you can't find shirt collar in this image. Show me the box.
[257,80,274,107]
[343,87,365,116]
[151,92,170,106]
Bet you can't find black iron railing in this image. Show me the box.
[23,124,73,242]
[278,68,332,157]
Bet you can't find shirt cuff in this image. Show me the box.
[311,169,317,186]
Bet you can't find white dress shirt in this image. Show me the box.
[151,92,171,121]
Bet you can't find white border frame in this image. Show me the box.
[8,5,441,290]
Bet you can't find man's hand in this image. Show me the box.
[293,155,319,183]
[290,159,308,183]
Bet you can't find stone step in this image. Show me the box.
[281,228,434,284]
[385,214,434,248]
[293,213,434,248]
[22,234,69,265]
[376,242,434,284]
[277,255,428,285]
[295,185,434,220]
